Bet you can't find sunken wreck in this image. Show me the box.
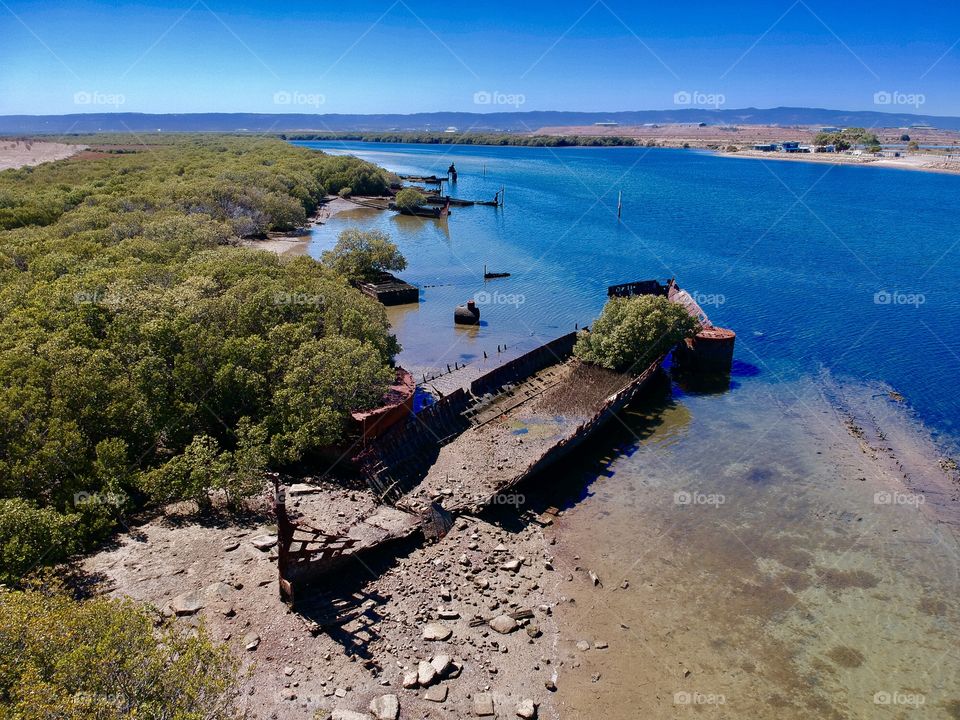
[275,279,735,604]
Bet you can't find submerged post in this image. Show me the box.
[617,190,623,219]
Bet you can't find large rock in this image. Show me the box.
[401,670,418,689]
[243,632,260,651]
[430,654,452,676]
[489,615,518,634]
[516,698,537,718]
[369,694,399,720]
[424,685,447,703]
[417,660,437,687]
[422,623,452,641]
[473,693,495,716]
[170,590,204,616]
[251,534,277,551]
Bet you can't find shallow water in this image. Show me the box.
[295,141,960,718]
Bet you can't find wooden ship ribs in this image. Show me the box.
[275,279,732,602]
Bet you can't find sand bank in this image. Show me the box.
[0,139,84,170]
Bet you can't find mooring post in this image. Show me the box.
[617,190,623,219]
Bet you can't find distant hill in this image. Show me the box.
[2,107,959,134]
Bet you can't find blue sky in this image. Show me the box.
[2,0,959,115]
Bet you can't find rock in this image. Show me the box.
[417,660,437,687]
[223,540,240,552]
[334,687,347,698]
[575,640,591,651]
[243,632,260,651]
[170,590,204,616]
[437,608,459,620]
[589,570,602,586]
[369,694,400,720]
[331,711,371,720]
[424,685,447,703]
[501,559,522,572]
[283,666,294,676]
[595,640,608,649]
[474,692,495,716]
[422,623,452,641]
[526,625,542,638]
[430,655,452,676]
[251,534,277,551]
[401,671,418,689]
[440,586,452,601]
[545,680,557,692]
[516,699,537,718]
[490,615,519,634]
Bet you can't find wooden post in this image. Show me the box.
[617,190,623,219]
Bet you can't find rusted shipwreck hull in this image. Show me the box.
[274,279,732,601]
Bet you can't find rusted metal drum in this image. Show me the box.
[454,299,481,325]
[676,326,736,373]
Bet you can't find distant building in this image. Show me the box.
[819,126,841,133]
[753,143,777,152]
[594,122,619,127]
[444,126,458,134]
[780,141,801,152]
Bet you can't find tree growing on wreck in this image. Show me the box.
[574,295,700,372]
[321,228,407,283]
[393,188,427,211]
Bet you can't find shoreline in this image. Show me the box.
[240,196,358,257]
[713,148,960,176]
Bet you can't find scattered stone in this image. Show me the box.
[222,540,240,552]
[490,615,519,634]
[594,640,608,649]
[424,685,448,703]
[545,680,557,692]
[331,710,370,720]
[250,534,277,551]
[501,559,522,572]
[526,625,542,638]
[417,660,438,687]
[440,586,452,601]
[243,632,260,651]
[422,623,453,641]
[437,608,460,620]
[516,699,537,718]
[334,687,347,698]
[369,694,400,720]
[473,692,495,716]
[170,590,204,616]
[575,640,591,652]
[588,570,602,586]
[283,666,294,676]
[402,671,418,689]
[430,654,452,676]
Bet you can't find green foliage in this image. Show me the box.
[0,137,399,578]
[321,228,407,283]
[900,134,910,142]
[907,140,920,151]
[574,295,700,371]
[394,188,426,211]
[814,128,881,152]
[0,585,240,719]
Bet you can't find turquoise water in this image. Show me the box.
[296,140,960,447]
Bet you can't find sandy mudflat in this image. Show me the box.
[0,139,84,170]
[722,148,960,175]
[242,197,359,256]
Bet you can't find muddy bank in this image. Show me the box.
[242,197,358,257]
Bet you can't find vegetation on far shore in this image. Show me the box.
[284,131,641,147]
[0,136,401,584]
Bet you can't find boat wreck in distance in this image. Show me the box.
[275,279,733,604]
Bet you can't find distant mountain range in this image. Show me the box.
[2,107,959,134]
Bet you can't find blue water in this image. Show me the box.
[295,141,960,446]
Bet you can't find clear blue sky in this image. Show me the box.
[2,0,959,116]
